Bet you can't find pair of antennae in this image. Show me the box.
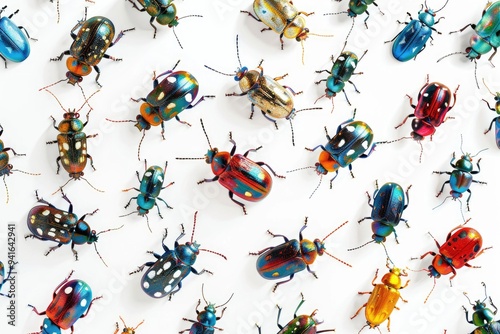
[463,282,490,306]
[201,283,234,308]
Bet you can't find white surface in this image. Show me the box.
[0,0,499,333]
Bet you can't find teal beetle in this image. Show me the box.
[463,282,500,333]
[482,79,500,149]
[0,6,33,67]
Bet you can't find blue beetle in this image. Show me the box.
[463,282,500,333]
[179,284,233,334]
[50,8,134,86]
[0,260,14,297]
[293,110,376,193]
[326,0,384,29]
[315,42,367,110]
[29,271,101,334]
[482,79,500,149]
[256,294,336,333]
[130,212,227,299]
[251,218,351,292]
[122,160,174,232]
[25,191,121,266]
[433,142,487,211]
[358,181,411,244]
[386,1,449,62]
[0,6,34,68]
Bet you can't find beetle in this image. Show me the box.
[357,181,411,245]
[49,7,134,87]
[462,282,500,333]
[107,60,213,160]
[482,78,500,149]
[177,119,284,214]
[379,75,458,162]
[130,211,227,299]
[314,42,367,111]
[325,0,384,29]
[385,1,448,62]
[28,270,101,334]
[44,88,102,193]
[0,260,14,297]
[114,316,144,334]
[25,191,121,266]
[250,217,350,292]
[125,0,201,45]
[205,36,320,145]
[179,284,233,334]
[0,6,35,68]
[433,143,487,212]
[418,224,490,302]
[121,160,174,232]
[256,294,336,334]
[0,123,39,203]
[351,262,409,333]
[291,110,375,195]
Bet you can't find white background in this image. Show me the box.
[1,0,499,333]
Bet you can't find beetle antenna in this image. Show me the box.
[2,176,8,204]
[119,211,138,218]
[105,118,136,123]
[201,283,208,304]
[432,195,452,210]
[236,35,243,68]
[323,250,352,267]
[200,249,227,260]
[77,88,100,112]
[424,277,437,303]
[175,157,205,160]
[482,281,489,303]
[43,89,67,112]
[324,11,349,16]
[295,107,323,114]
[381,242,395,267]
[137,131,146,161]
[39,79,67,91]
[437,51,466,63]
[216,293,234,308]
[347,239,374,251]
[345,18,355,42]
[460,134,465,155]
[204,65,234,77]
[172,27,183,49]
[314,93,327,105]
[301,40,305,65]
[482,78,496,96]
[289,119,295,146]
[286,166,315,173]
[97,225,124,236]
[177,14,203,22]
[307,33,335,38]
[94,243,109,267]
[474,61,480,89]
[190,211,199,242]
[11,169,40,176]
[357,323,369,333]
[81,176,105,193]
[199,119,213,149]
[375,137,412,144]
[322,220,349,242]
[309,175,323,199]
[463,291,475,306]
[434,0,450,13]
[418,140,424,163]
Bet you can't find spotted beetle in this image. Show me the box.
[25,191,121,266]
[121,160,174,232]
[0,6,35,67]
[28,270,101,334]
[251,218,351,292]
[130,212,227,299]
[114,316,144,334]
[462,282,500,333]
[49,8,134,86]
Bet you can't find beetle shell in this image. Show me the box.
[28,206,78,244]
[371,183,406,226]
[247,75,295,119]
[256,239,307,279]
[326,52,359,96]
[253,0,308,40]
[141,242,198,298]
[0,16,30,62]
[216,154,273,202]
[0,139,11,177]
[348,0,375,17]
[415,82,454,127]
[44,279,93,331]
[449,169,473,198]
[70,16,115,67]
[140,166,165,199]
[279,315,317,334]
[467,1,500,59]
[57,133,88,177]
[324,120,374,168]
[392,18,432,62]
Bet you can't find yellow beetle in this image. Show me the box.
[351,262,409,332]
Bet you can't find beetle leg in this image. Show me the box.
[175,116,191,127]
[419,250,437,260]
[249,103,256,119]
[363,10,371,29]
[276,304,284,329]
[2,147,25,156]
[395,113,414,129]
[240,10,261,22]
[27,304,46,316]
[314,78,327,85]
[86,153,96,171]
[386,315,391,332]
[305,144,327,152]
[249,246,274,256]
[401,218,410,228]
[260,111,279,129]
[50,50,70,62]
[228,191,247,215]
[198,175,219,184]
[124,196,138,209]
[110,28,135,47]
[347,80,360,93]
[127,0,145,12]
[306,265,318,279]
[315,69,331,76]
[273,274,294,292]
[329,171,339,189]
[70,242,79,261]
[278,33,284,50]
[0,55,6,69]
[17,25,36,41]
[45,243,63,256]
[80,296,103,318]
[157,197,173,211]
[350,302,367,319]
[462,305,473,324]
[435,180,450,197]
[490,297,498,314]
[256,162,285,179]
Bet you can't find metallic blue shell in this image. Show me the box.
[324,121,374,168]
[371,183,406,226]
[392,20,432,62]
[70,16,115,66]
[0,16,30,62]
[449,170,473,197]
[189,322,215,334]
[256,239,306,279]
[495,117,500,149]
[140,166,165,199]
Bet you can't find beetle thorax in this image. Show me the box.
[381,269,403,289]
[42,317,62,334]
[456,155,473,172]
[316,151,340,174]
[175,242,199,266]
[473,301,487,312]
[66,57,92,85]
[58,117,84,133]
[418,10,435,27]
[300,238,319,265]
[237,68,260,94]
[198,304,217,326]
[209,151,230,176]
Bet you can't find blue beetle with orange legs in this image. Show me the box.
[462,282,500,333]
[433,139,487,212]
[251,217,351,292]
[385,1,449,62]
[130,212,227,299]
[28,271,101,334]
[114,316,144,334]
[482,78,500,148]
[177,119,284,214]
[0,6,35,67]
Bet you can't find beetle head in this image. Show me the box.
[315,151,340,175]
[236,67,261,94]
[66,57,92,86]
[40,318,62,334]
[418,9,435,27]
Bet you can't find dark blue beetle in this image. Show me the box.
[357,181,411,244]
[0,260,14,297]
[463,282,500,333]
[433,142,487,212]
[386,1,448,61]
[483,79,500,149]
[122,160,174,232]
[130,212,226,299]
[179,284,233,334]
[0,6,34,67]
